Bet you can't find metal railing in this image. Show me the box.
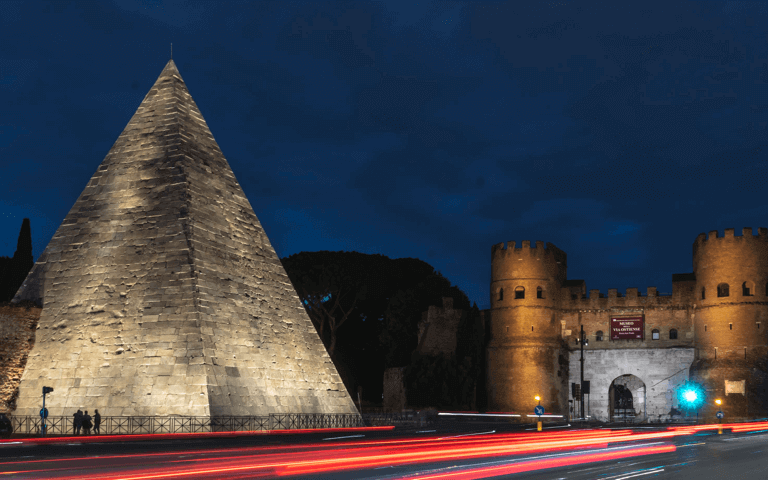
[363,412,421,426]
[8,413,371,436]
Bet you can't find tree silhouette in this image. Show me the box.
[0,219,34,302]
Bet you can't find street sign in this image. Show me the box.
[716,411,724,419]
[534,405,545,416]
[39,408,48,419]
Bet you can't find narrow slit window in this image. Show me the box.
[705,325,707,332]
[531,325,534,332]
[730,323,733,330]
[499,288,504,301]
[758,322,761,330]
[701,287,705,300]
[537,286,544,299]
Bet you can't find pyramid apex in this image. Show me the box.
[160,58,180,77]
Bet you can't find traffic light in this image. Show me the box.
[677,381,704,410]
[42,386,53,395]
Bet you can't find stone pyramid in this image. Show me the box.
[12,60,358,417]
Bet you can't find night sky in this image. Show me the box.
[1,1,767,310]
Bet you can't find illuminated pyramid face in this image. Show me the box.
[13,60,357,417]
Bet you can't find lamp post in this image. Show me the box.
[535,395,542,431]
[715,398,723,434]
[575,325,588,420]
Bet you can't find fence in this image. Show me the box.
[9,413,372,436]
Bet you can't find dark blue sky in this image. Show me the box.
[1,1,767,309]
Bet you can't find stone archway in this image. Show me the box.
[609,374,646,422]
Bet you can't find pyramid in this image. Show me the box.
[11,60,359,417]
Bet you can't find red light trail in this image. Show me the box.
[1,423,745,479]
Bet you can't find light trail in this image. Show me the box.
[394,445,675,479]
[0,425,395,447]
[0,422,744,479]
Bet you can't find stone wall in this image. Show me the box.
[559,303,695,349]
[416,297,462,356]
[569,348,694,422]
[0,303,41,413]
[383,367,406,412]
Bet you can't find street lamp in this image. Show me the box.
[575,325,589,420]
[715,399,723,434]
[535,395,541,404]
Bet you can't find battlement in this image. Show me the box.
[491,240,567,266]
[694,227,768,249]
[562,286,680,307]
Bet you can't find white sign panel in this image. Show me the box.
[725,379,745,395]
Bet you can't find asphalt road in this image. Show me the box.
[1,424,766,479]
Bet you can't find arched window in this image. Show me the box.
[717,283,729,297]
[515,286,525,299]
[595,330,604,342]
[537,286,544,299]
[743,281,754,297]
[669,328,678,340]
[652,329,660,340]
[701,287,705,300]
[498,288,504,301]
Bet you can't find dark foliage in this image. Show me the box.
[0,219,34,302]
[281,251,470,405]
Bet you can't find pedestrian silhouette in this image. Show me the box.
[73,410,83,435]
[82,411,92,435]
[93,410,101,435]
[0,413,12,439]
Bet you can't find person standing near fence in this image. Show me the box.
[0,413,12,439]
[73,410,83,435]
[93,410,101,435]
[82,411,92,435]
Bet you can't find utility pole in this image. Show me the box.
[580,324,584,420]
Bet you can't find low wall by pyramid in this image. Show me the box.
[11,60,359,417]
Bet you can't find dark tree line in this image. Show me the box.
[0,219,34,302]
[281,251,478,407]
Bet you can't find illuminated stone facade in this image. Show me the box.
[487,229,768,421]
[9,60,358,417]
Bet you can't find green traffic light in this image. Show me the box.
[677,381,704,409]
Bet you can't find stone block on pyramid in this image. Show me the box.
[11,60,359,417]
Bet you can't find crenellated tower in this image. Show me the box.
[486,240,568,414]
[691,227,768,417]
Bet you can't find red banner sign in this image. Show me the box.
[611,317,644,340]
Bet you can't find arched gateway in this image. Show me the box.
[569,349,694,422]
[609,374,645,422]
